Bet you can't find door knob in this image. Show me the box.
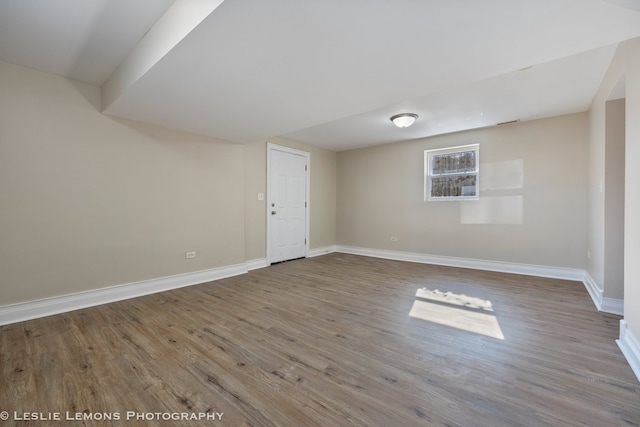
[271,211,277,215]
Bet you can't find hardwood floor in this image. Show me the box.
[1,253,639,426]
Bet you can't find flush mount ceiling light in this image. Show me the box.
[390,113,418,128]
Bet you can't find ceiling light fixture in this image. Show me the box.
[390,113,418,128]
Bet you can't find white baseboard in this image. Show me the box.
[617,320,640,382]
[335,245,585,281]
[581,272,624,315]
[0,246,626,328]
[249,247,335,269]
[0,263,248,326]
[317,246,625,315]
[583,272,604,311]
[246,258,268,271]
[602,297,624,316]
[308,245,337,258]
[334,246,630,314]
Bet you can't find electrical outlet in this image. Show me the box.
[390,236,398,242]
[185,251,197,259]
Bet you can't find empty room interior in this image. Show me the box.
[2,1,640,425]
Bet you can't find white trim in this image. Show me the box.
[308,245,337,258]
[617,320,640,382]
[246,258,268,271]
[581,272,624,315]
[425,143,479,201]
[335,245,584,280]
[583,272,604,311]
[0,263,247,326]
[602,297,624,315]
[266,143,311,264]
[335,246,627,315]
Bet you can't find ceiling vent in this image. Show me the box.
[497,119,520,126]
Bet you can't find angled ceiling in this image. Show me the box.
[1,0,640,151]
[0,0,175,86]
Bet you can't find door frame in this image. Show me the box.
[266,143,310,264]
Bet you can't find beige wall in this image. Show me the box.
[622,38,640,342]
[0,60,337,307]
[588,46,625,293]
[243,141,268,262]
[588,37,640,342]
[337,113,588,269]
[604,98,625,300]
[0,61,247,305]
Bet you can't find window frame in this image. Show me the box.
[424,144,479,201]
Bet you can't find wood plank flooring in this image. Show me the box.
[1,253,639,426]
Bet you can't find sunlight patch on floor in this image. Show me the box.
[415,288,494,311]
[409,289,505,340]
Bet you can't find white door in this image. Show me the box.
[268,146,308,264]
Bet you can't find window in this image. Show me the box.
[424,144,479,201]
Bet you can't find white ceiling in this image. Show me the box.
[0,0,175,86]
[1,0,640,151]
